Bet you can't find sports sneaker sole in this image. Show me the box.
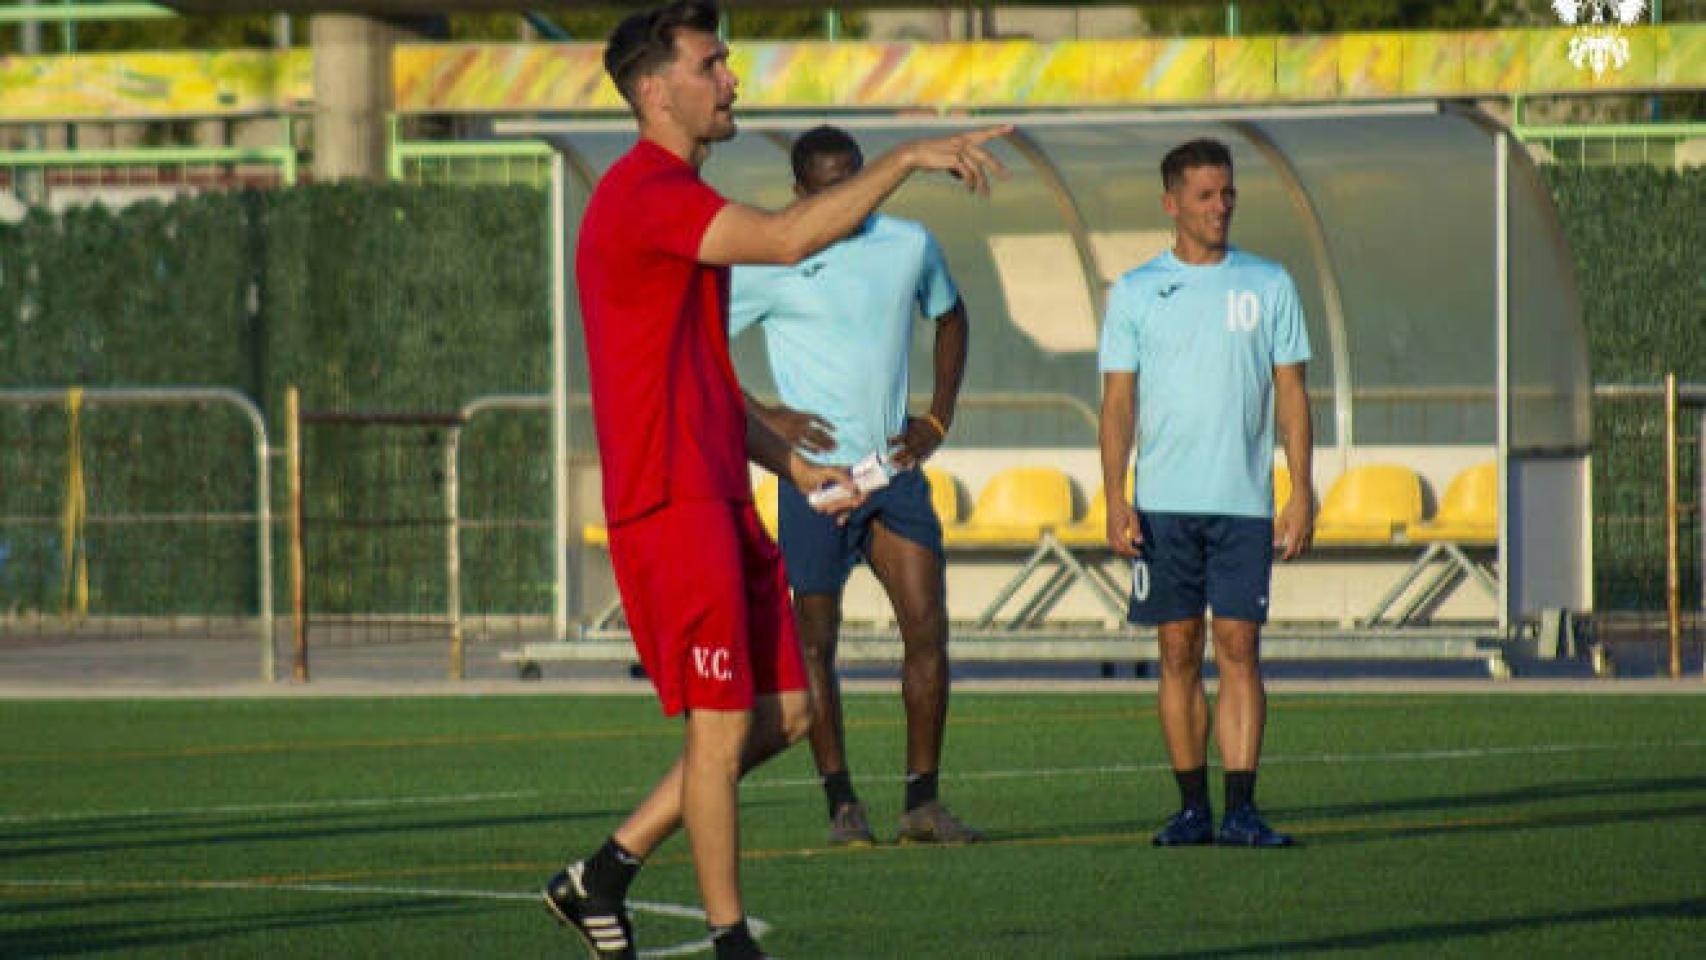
[544,893,624,960]
[897,834,982,846]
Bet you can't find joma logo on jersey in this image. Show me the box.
[1225,290,1261,333]
[692,647,734,682]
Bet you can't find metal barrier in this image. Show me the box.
[389,127,553,187]
[1,131,300,210]
[444,394,556,679]
[0,387,274,679]
[1592,378,1703,678]
[1515,122,1706,169]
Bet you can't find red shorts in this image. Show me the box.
[608,498,806,716]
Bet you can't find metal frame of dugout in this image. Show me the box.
[496,101,1592,680]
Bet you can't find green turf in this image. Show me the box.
[2,692,1703,957]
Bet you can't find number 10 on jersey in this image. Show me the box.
[1226,290,1260,332]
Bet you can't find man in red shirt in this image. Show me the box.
[543,3,1009,958]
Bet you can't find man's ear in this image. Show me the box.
[635,72,667,123]
[1161,190,1179,218]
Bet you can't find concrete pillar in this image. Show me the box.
[310,14,403,183]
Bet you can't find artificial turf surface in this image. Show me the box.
[2,691,1702,957]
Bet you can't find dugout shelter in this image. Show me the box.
[504,101,1591,652]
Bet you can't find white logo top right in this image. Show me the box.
[1553,1,1648,76]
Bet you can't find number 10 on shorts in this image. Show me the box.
[1131,556,1151,603]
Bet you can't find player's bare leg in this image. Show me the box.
[795,592,872,844]
[681,707,751,927]
[868,521,982,842]
[548,692,809,956]
[1152,617,1215,845]
[1209,617,1264,771]
[796,593,851,778]
[1209,617,1290,846]
[1156,618,1211,770]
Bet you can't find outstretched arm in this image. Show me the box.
[698,127,1012,267]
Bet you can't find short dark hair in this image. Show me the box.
[790,125,863,183]
[1160,138,1233,191]
[603,0,721,110]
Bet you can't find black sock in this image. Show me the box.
[1225,770,1257,814]
[582,837,641,901]
[711,918,763,960]
[1174,766,1210,813]
[904,771,938,812]
[822,770,858,819]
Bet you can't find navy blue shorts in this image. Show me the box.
[1127,512,1273,625]
[777,466,945,595]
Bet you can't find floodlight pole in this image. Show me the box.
[1494,132,1511,636]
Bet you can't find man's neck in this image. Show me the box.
[1172,240,1229,266]
[639,123,705,169]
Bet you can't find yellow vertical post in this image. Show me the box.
[446,421,464,682]
[1664,373,1681,679]
[60,387,89,620]
[287,386,309,683]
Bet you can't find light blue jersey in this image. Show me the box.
[730,215,960,467]
[1098,246,1311,518]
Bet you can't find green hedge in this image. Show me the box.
[1545,167,1704,612]
[0,185,549,619]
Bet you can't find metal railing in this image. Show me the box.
[389,125,553,187]
[1591,379,1703,677]
[1515,122,1706,169]
[0,387,274,679]
[2,127,300,210]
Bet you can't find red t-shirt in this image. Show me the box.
[577,139,749,525]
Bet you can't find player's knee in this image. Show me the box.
[1215,640,1261,674]
[895,598,948,646]
[1157,642,1205,677]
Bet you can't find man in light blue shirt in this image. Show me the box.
[1098,138,1315,848]
[730,126,981,847]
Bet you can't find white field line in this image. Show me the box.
[3,739,1702,829]
[0,877,767,958]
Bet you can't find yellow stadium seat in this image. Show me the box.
[1274,464,1293,515]
[1057,473,1135,549]
[582,522,610,548]
[944,466,1075,548]
[1313,465,1423,545]
[924,467,962,525]
[1408,462,1497,545]
[754,474,781,537]
[1363,462,1500,626]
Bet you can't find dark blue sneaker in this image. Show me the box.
[1151,806,1215,846]
[1217,806,1294,847]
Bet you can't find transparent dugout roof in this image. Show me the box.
[538,102,1588,454]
